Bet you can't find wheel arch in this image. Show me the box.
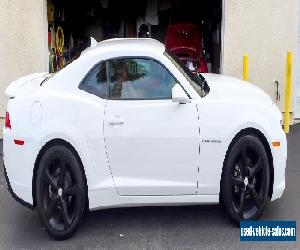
[221,127,274,199]
[32,138,89,211]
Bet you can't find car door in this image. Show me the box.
[104,57,200,196]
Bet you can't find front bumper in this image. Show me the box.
[270,128,287,201]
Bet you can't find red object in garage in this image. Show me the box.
[165,23,208,73]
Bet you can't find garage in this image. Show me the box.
[47,0,222,74]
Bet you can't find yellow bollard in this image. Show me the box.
[243,54,249,81]
[284,51,293,134]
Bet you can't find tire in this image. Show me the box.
[36,144,86,240]
[220,134,270,224]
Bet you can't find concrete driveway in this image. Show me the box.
[0,124,299,249]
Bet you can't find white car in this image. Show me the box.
[3,38,286,240]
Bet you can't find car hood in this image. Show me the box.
[202,73,273,106]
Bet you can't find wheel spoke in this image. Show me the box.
[250,158,263,178]
[64,184,79,197]
[44,169,58,190]
[61,198,71,227]
[58,158,67,187]
[241,147,248,168]
[238,188,246,218]
[231,175,244,186]
[249,185,261,208]
[45,197,57,219]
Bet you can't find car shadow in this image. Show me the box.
[80,204,235,233]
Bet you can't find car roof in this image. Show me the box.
[81,38,166,56]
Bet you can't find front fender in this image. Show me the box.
[196,100,286,198]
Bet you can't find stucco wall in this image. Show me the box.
[223,0,299,111]
[0,0,47,122]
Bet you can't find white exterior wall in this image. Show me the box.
[0,0,48,126]
[294,9,300,118]
[222,0,299,112]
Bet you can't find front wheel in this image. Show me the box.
[221,135,270,224]
[36,144,86,240]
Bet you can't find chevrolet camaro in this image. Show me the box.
[3,38,286,240]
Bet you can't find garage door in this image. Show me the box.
[46,0,222,74]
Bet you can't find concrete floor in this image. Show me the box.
[0,124,299,249]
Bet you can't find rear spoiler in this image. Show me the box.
[5,72,49,98]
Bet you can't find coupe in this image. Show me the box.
[3,38,286,240]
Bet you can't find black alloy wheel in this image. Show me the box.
[36,144,86,240]
[221,135,270,224]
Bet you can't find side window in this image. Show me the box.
[108,58,177,100]
[80,62,109,98]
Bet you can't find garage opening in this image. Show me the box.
[47,0,222,74]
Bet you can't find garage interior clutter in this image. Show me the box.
[47,0,222,74]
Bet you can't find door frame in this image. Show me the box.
[43,0,49,72]
[220,0,225,74]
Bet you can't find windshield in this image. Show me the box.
[164,50,209,97]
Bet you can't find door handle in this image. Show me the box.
[108,116,124,126]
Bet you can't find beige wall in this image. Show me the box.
[0,0,47,120]
[223,0,299,111]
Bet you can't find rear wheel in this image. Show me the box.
[36,144,86,240]
[221,135,270,224]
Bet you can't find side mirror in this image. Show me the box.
[172,84,191,104]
